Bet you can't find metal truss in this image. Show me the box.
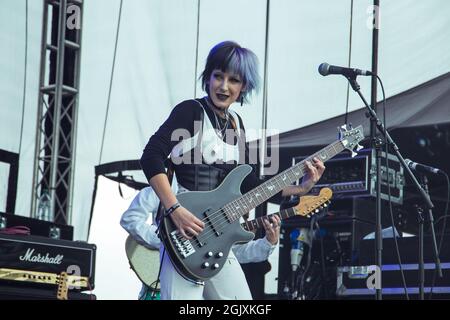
[31,0,83,225]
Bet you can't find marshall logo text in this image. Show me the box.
[19,248,64,265]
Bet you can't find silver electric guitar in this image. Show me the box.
[158,125,364,282]
[125,187,333,286]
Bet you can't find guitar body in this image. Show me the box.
[131,124,364,283]
[159,165,255,281]
[125,187,333,287]
[125,236,160,288]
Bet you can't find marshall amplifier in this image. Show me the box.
[292,148,405,204]
[0,234,95,291]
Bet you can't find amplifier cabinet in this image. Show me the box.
[293,148,405,204]
[337,236,450,299]
[337,263,450,299]
[0,212,74,240]
[0,234,95,291]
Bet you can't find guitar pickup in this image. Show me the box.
[203,208,223,237]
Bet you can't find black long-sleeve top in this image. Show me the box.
[140,97,277,196]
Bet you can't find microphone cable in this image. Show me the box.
[316,219,327,298]
[429,172,449,299]
[376,75,409,300]
[377,75,410,300]
[298,215,318,299]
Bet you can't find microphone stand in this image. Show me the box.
[415,203,425,300]
[345,75,442,300]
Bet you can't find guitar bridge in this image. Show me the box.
[170,230,195,258]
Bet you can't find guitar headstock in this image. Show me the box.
[293,187,333,218]
[338,124,364,157]
[57,272,69,300]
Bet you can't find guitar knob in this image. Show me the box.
[201,262,210,269]
[212,263,220,270]
[216,252,223,258]
[205,251,213,258]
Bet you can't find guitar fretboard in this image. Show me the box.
[225,140,345,222]
[241,207,297,232]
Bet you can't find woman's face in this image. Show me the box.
[208,69,244,111]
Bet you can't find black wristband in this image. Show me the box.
[164,202,181,217]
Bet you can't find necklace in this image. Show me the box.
[205,97,230,138]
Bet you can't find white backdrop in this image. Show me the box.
[2,0,450,239]
[0,0,42,219]
[88,176,142,300]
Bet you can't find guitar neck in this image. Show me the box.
[226,140,345,222]
[241,207,296,232]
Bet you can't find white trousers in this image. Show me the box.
[159,245,252,300]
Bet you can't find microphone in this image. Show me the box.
[290,228,311,272]
[405,159,443,175]
[318,62,373,77]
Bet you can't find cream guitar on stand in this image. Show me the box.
[125,187,333,287]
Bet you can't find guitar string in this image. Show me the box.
[187,162,313,245]
[168,137,357,275]
[236,210,289,232]
[192,162,308,241]
[191,181,329,248]
[190,107,345,231]
[194,140,347,244]
[193,140,339,236]
[181,140,345,246]
[189,146,337,244]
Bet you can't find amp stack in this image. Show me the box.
[277,148,406,299]
[0,212,96,300]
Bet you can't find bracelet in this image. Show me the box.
[164,202,181,217]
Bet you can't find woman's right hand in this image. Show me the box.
[170,206,204,239]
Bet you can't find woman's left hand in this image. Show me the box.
[301,157,325,193]
[263,214,281,245]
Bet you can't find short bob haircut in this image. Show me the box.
[200,41,260,104]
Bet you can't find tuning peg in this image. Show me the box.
[338,125,348,136]
[323,203,328,207]
[356,144,363,151]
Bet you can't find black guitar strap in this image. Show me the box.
[155,159,175,229]
[149,159,174,300]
